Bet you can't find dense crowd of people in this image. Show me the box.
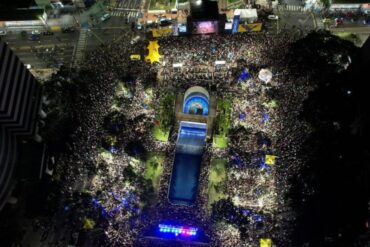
[39,29,320,247]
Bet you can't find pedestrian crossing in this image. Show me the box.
[110,10,140,18]
[110,0,142,21]
[73,29,88,67]
[110,10,140,23]
[276,4,306,12]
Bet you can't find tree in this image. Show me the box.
[320,0,330,9]
[287,31,357,84]
[289,32,369,246]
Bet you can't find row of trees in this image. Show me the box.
[287,31,370,246]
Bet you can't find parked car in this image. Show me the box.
[345,12,354,18]
[101,13,111,22]
[43,31,54,36]
[0,30,6,36]
[159,18,172,27]
[335,18,344,27]
[267,15,279,20]
[29,34,40,41]
[31,30,41,35]
[51,2,63,9]
[62,27,75,33]
[322,18,331,24]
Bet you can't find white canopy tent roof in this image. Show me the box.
[234,9,258,21]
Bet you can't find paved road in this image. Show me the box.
[330,26,370,34]
[2,31,78,69]
[275,9,317,31]
[281,0,304,6]
[330,26,370,46]
[1,16,141,69]
[85,16,141,51]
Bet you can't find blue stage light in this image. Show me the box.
[158,224,198,237]
[239,69,250,81]
[254,215,263,222]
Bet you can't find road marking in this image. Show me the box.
[113,8,140,11]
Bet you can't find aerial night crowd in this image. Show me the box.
[39,29,343,247]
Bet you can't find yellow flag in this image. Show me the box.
[265,155,277,165]
[260,238,272,247]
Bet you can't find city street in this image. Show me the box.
[1,16,142,70]
[275,9,317,32]
[85,16,143,52]
[1,0,370,246]
[2,30,78,69]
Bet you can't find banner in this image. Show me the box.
[238,23,262,32]
[232,15,240,34]
[260,238,272,247]
[152,28,172,38]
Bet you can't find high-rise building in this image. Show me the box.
[0,40,43,210]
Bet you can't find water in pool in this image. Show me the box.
[168,122,207,205]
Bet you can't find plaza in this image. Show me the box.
[1,0,370,246]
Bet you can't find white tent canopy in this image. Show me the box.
[234,9,258,22]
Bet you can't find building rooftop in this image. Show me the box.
[0,0,37,10]
[332,0,370,3]
[0,8,44,21]
[190,0,219,20]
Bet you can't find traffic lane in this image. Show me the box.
[277,11,315,30]
[88,17,132,41]
[13,45,74,55]
[3,32,79,46]
[5,42,76,68]
[4,35,76,59]
[91,20,132,32]
[89,27,133,42]
[12,46,75,68]
[16,50,74,64]
[330,26,370,33]
[99,16,130,28]
[17,54,75,68]
[85,29,121,48]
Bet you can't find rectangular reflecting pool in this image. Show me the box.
[168,122,207,205]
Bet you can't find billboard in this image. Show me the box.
[152,28,172,37]
[192,21,218,34]
[224,22,232,30]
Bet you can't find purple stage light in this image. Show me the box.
[158,224,198,237]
